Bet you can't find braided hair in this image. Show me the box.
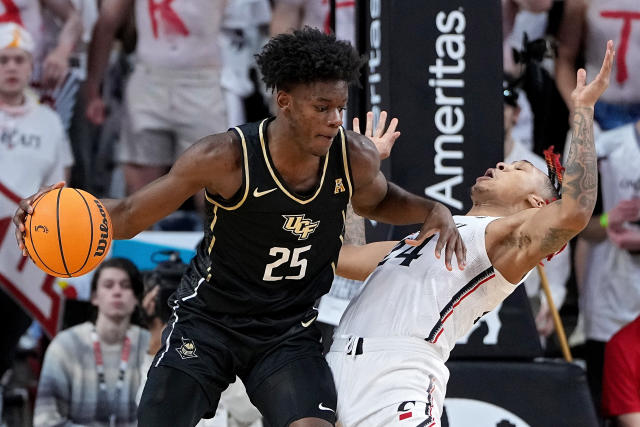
[542,145,564,203]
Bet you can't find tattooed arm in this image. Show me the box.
[486,41,614,284]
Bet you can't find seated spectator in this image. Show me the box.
[578,119,640,417]
[603,315,640,426]
[33,258,150,427]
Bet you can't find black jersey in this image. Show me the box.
[181,118,352,317]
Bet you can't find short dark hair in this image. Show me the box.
[542,177,560,202]
[256,27,365,92]
[91,257,144,302]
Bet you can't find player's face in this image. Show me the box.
[91,267,138,321]
[283,80,348,156]
[0,47,31,96]
[472,160,549,206]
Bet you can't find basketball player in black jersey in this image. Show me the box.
[14,28,465,427]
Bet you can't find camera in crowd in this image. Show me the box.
[143,250,188,324]
[512,33,556,66]
[506,32,558,105]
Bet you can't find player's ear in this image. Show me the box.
[527,193,545,209]
[276,90,291,111]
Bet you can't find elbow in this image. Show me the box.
[559,209,592,232]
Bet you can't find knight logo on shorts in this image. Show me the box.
[334,178,346,194]
[176,337,198,359]
[282,214,319,240]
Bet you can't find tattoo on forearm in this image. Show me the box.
[562,107,597,210]
[343,202,366,245]
[540,227,576,255]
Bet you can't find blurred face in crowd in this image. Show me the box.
[0,47,31,99]
[91,267,138,321]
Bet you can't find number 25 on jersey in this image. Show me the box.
[263,246,311,281]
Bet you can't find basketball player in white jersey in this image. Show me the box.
[327,41,615,427]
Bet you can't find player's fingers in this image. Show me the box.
[598,40,615,79]
[433,229,448,260]
[576,68,587,88]
[385,117,399,136]
[455,235,466,270]
[352,117,361,134]
[365,111,374,137]
[406,227,436,247]
[443,233,455,272]
[375,111,387,138]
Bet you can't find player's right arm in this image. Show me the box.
[13,132,243,250]
[488,41,614,284]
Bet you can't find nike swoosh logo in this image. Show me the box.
[318,403,335,413]
[253,187,277,198]
[301,314,318,328]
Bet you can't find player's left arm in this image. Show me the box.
[348,128,465,271]
[488,41,614,283]
[336,241,398,281]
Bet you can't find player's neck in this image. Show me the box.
[467,202,517,217]
[269,116,318,160]
[95,313,131,345]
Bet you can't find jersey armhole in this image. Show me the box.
[204,127,250,210]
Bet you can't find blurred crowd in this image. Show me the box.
[0,0,639,426]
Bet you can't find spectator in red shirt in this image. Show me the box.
[603,315,640,426]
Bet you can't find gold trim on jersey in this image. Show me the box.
[339,127,353,198]
[331,262,336,275]
[208,206,219,255]
[205,128,250,210]
[258,119,329,205]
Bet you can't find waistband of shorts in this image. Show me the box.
[134,62,221,80]
[329,335,443,358]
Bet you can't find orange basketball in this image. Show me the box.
[24,188,113,278]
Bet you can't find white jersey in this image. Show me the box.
[135,0,225,69]
[0,95,73,197]
[585,0,640,104]
[328,216,519,426]
[583,123,640,341]
[336,215,516,360]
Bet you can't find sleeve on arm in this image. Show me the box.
[33,339,76,427]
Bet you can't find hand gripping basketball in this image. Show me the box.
[14,182,113,277]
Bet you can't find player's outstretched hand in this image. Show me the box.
[406,203,466,271]
[353,111,400,160]
[13,181,65,256]
[572,40,614,109]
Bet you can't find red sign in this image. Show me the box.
[0,182,61,337]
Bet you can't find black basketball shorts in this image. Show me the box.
[148,302,337,426]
